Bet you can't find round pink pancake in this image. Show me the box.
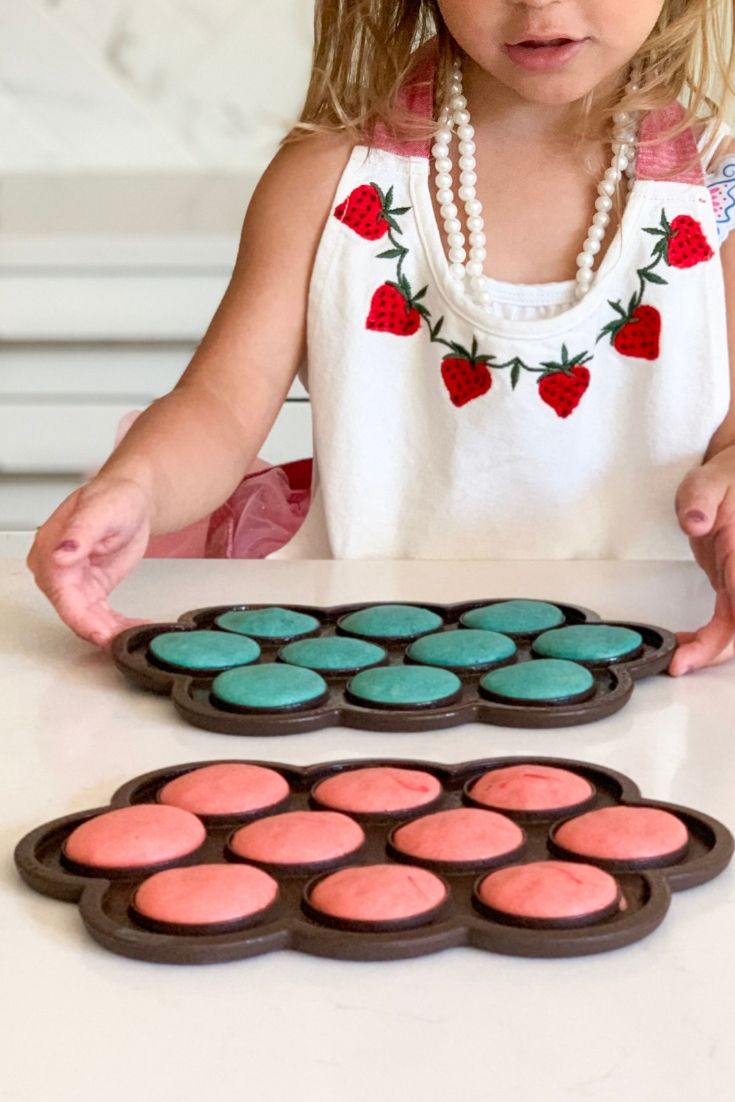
[313,767,442,814]
[470,764,593,813]
[133,863,278,927]
[478,861,620,920]
[159,763,289,817]
[64,804,206,870]
[554,806,689,861]
[229,811,365,866]
[309,864,447,923]
[391,807,524,864]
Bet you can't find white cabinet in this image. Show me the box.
[0,175,312,529]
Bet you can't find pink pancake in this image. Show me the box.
[391,807,524,863]
[229,811,365,866]
[478,861,620,920]
[133,863,278,927]
[64,804,206,869]
[554,806,689,861]
[309,864,447,923]
[313,767,442,814]
[470,764,593,813]
[159,763,289,817]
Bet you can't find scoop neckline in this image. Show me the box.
[409,158,648,341]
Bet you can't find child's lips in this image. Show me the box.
[504,37,590,73]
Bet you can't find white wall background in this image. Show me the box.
[0,0,315,172]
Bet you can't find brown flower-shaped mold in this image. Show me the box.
[14,756,731,965]
[110,600,675,735]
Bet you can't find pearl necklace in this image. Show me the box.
[432,60,641,308]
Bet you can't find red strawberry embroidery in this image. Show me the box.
[600,298,661,360]
[366,282,423,336]
[440,338,494,406]
[667,215,714,268]
[644,210,714,269]
[537,346,592,418]
[612,304,661,360]
[334,183,410,241]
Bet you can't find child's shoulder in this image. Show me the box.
[243,131,356,254]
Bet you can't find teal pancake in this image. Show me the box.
[532,624,643,664]
[278,636,386,674]
[148,630,261,672]
[212,664,328,711]
[480,659,595,704]
[347,665,462,708]
[406,629,516,670]
[215,607,320,640]
[338,604,444,640]
[461,600,565,635]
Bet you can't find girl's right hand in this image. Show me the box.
[27,477,153,648]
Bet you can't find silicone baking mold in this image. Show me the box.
[111,600,675,734]
[15,756,731,964]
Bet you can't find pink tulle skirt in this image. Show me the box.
[145,458,312,559]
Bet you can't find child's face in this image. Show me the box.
[437,0,666,104]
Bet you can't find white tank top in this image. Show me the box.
[273,62,731,561]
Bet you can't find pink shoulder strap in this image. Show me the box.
[372,61,704,185]
[371,50,436,158]
[637,102,704,185]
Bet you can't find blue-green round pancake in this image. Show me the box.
[279,637,386,673]
[212,664,327,710]
[347,665,461,707]
[406,629,516,669]
[480,659,594,703]
[149,630,261,672]
[338,604,443,640]
[215,607,320,640]
[532,625,643,663]
[460,600,564,635]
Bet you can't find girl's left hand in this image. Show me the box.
[671,448,735,675]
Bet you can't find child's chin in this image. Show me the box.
[494,53,621,110]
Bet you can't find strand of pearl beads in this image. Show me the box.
[431,59,642,309]
[576,67,641,301]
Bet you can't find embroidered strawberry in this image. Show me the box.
[667,214,714,267]
[334,183,410,241]
[366,283,422,336]
[644,210,714,269]
[599,297,661,360]
[440,338,494,407]
[612,304,661,359]
[366,274,428,337]
[537,346,592,418]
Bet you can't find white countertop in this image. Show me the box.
[3,554,734,1102]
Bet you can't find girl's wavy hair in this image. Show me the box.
[284,0,735,152]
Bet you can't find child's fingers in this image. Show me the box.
[688,537,719,590]
[673,631,735,670]
[53,588,147,647]
[46,482,148,564]
[669,591,735,675]
[51,512,122,565]
[713,527,735,610]
[675,467,728,538]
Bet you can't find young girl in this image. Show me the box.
[28,0,735,676]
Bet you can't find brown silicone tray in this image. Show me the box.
[15,756,732,964]
[110,600,675,734]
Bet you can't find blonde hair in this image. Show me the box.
[284,0,735,150]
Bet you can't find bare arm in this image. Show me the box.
[99,133,353,533]
[27,132,353,643]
